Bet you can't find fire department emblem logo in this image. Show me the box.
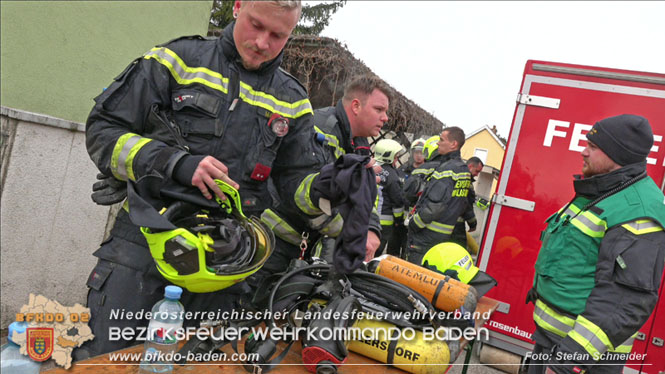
[27,327,54,361]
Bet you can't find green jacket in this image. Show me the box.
[532,164,665,368]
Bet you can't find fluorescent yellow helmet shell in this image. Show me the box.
[423,135,440,161]
[140,180,274,293]
[422,242,479,284]
[374,138,404,165]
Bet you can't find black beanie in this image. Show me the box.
[586,114,653,166]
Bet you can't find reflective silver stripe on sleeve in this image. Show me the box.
[116,135,141,180]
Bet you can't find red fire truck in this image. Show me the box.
[477,60,665,374]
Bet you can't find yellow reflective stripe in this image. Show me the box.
[125,137,152,181]
[565,205,607,238]
[622,219,663,235]
[430,170,471,180]
[111,133,151,181]
[413,213,426,229]
[609,334,635,353]
[393,207,404,218]
[426,221,454,235]
[238,81,313,119]
[567,204,605,226]
[533,300,575,338]
[314,126,345,158]
[377,185,384,213]
[569,315,613,358]
[294,173,321,215]
[260,209,301,245]
[311,240,323,258]
[145,48,312,118]
[320,213,343,237]
[412,168,435,176]
[144,47,228,93]
[380,214,394,226]
[111,133,137,180]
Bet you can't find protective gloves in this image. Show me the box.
[91,173,127,205]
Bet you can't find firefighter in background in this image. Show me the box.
[406,127,472,265]
[76,0,324,359]
[392,137,425,256]
[403,135,443,207]
[399,138,427,177]
[252,75,390,286]
[374,138,407,257]
[449,157,483,251]
[527,114,665,374]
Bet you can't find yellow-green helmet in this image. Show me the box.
[140,181,274,293]
[374,138,404,165]
[422,242,479,284]
[422,135,440,161]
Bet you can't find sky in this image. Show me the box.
[318,1,665,139]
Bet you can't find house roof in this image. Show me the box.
[466,125,506,149]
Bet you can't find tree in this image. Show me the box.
[490,125,507,145]
[209,1,346,36]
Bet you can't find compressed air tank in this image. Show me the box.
[372,255,478,313]
[347,317,453,374]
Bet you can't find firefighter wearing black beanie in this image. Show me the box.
[586,114,654,166]
[527,113,665,374]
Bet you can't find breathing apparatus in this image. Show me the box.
[176,254,464,374]
[140,180,274,293]
[369,255,478,313]
[301,292,362,374]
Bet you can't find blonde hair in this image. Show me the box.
[243,1,302,19]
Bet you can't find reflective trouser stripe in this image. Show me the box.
[294,173,321,215]
[111,133,152,181]
[260,209,300,245]
[533,300,575,338]
[622,219,664,235]
[569,315,614,358]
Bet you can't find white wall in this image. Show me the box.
[1,107,110,328]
